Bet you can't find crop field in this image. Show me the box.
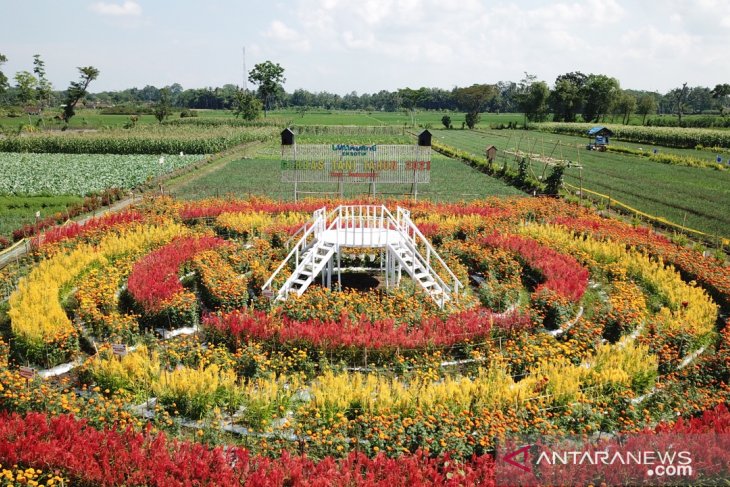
[0,195,83,240]
[169,153,524,201]
[0,152,203,196]
[0,109,159,130]
[0,109,524,132]
[273,109,523,128]
[0,125,277,154]
[537,122,730,149]
[434,129,730,237]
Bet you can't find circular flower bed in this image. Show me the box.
[1,195,728,484]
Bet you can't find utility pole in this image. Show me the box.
[242,46,247,92]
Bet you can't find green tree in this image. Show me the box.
[14,71,37,106]
[441,114,451,129]
[33,54,52,109]
[711,83,730,115]
[153,87,172,123]
[516,74,549,125]
[248,61,285,116]
[232,89,262,120]
[636,94,657,124]
[464,111,480,129]
[0,53,9,96]
[549,72,586,122]
[669,82,689,125]
[582,74,620,122]
[455,84,496,129]
[61,66,100,127]
[614,91,637,125]
[397,87,426,127]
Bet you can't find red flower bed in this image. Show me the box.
[127,236,227,313]
[482,233,589,302]
[204,308,532,351]
[1,405,728,486]
[0,412,496,486]
[32,210,144,248]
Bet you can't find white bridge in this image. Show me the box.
[261,205,463,308]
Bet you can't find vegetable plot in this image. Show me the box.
[0,152,201,195]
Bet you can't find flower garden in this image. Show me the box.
[1,195,729,485]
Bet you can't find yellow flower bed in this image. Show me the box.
[8,222,188,367]
[84,345,161,399]
[587,340,658,393]
[215,211,308,237]
[305,353,657,420]
[518,224,717,338]
[154,363,241,419]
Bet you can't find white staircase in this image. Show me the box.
[277,240,336,300]
[261,205,462,308]
[388,240,448,307]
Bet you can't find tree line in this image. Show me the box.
[2,53,729,127]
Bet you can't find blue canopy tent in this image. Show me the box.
[586,126,614,151]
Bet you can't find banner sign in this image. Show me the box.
[281,144,431,184]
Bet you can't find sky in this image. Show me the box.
[1,0,728,95]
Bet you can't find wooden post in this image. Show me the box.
[579,167,583,202]
[411,167,418,201]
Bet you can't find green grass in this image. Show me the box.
[0,108,526,132]
[169,153,524,202]
[0,195,83,239]
[274,110,524,128]
[476,127,729,162]
[433,128,730,237]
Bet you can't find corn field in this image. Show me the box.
[0,126,278,155]
[537,122,730,149]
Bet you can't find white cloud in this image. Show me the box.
[342,31,376,49]
[71,0,725,94]
[265,20,311,51]
[620,25,696,60]
[89,1,142,16]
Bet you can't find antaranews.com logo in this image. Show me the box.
[496,433,728,486]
